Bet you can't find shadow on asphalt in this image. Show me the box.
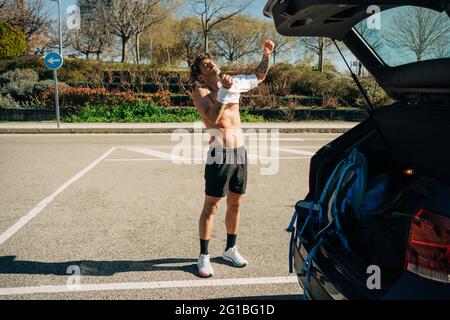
[217,294,304,300]
[0,256,254,278]
[0,255,199,276]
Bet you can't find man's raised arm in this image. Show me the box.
[255,39,275,83]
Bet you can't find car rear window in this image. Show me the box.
[354,6,450,67]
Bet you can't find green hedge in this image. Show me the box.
[0,20,26,59]
[0,68,67,109]
[64,101,265,123]
[0,56,189,86]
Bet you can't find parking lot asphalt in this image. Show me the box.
[0,133,340,300]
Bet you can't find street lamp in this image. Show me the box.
[51,0,63,55]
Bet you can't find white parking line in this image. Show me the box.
[0,276,300,296]
[248,138,332,142]
[276,148,316,156]
[104,156,312,162]
[125,147,183,160]
[0,147,116,246]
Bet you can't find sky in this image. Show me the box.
[50,0,269,20]
[47,0,354,71]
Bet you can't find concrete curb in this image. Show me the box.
[0,127,352,134]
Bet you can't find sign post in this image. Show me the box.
[44,52,64,128]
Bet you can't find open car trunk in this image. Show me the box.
[306,103,450,296]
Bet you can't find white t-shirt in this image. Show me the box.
[217,74,259,104]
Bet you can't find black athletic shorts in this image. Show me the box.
[204,146,248,198]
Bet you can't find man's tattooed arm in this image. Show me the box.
[255,53,270,83]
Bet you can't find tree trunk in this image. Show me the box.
[203,18,209,53]
[135,33,141,65]
[318,37,324,73]
[204,31,209,53]
[416,51,422,61]
[167,48,171,68]
[121,36,129,63]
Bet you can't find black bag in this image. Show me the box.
[347,175,446,282]
[375,175,446,215]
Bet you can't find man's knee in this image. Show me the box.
[226,200,241,214]
[202,197,221,218]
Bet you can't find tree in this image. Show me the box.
[139,14,181,66]
[71,0,111,59]
[0,19,26,58]
[174,17,203,65]
[387,7,450,61]
[262,23,296,64]
[0,0,51,54]
[355,21,383,52]
[299,37,333,72]
[190,0,253,53]
[101,0,166,63]
[134,2,176,65]
[431,35,450,59]
[354,21,384,76]
[0,0,50,41]
[211,15,262,63]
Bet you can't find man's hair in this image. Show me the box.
[190,53,212,84]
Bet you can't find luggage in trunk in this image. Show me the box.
[346,174,447,285]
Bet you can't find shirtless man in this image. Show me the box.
[189,39,275,278]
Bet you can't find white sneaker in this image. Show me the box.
[222,246,248,268]
[197,254,214,278]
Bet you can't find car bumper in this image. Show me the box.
[294,241,348,300]
[294,239,450,300]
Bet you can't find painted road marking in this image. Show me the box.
[112,145,322,149]
[0,276,300,296]
[125,147,183,160]
[104,157,312,162]
[0,148,116,246]
[276,148,316,156]
[143,134,335,141]
[108,146,315,162]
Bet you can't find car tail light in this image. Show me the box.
[406,209,450,284]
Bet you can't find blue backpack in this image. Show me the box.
[287,148,368,277]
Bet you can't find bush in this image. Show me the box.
[0,68,38,101]
[0,20,26,59]
[36,86,186,109]
[63,101,265,123]
[55,87,142,108]
[358,77,394,107]
[0,68,70,108]
[33,79,62,94]
[0,93,20,109]
[0,56,189,87]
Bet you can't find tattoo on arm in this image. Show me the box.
[255,54,270,82]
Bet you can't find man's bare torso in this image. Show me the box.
[194,87,244,149]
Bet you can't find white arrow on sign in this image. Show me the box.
[48,57,61,64]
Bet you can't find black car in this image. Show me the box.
[265,0,450,299]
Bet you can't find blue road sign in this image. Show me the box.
[44,52,64,70]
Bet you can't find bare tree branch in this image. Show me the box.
[211,14,261,63]
[0,0,50,41]
[190,0,253,53]
[386,7,450,61]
